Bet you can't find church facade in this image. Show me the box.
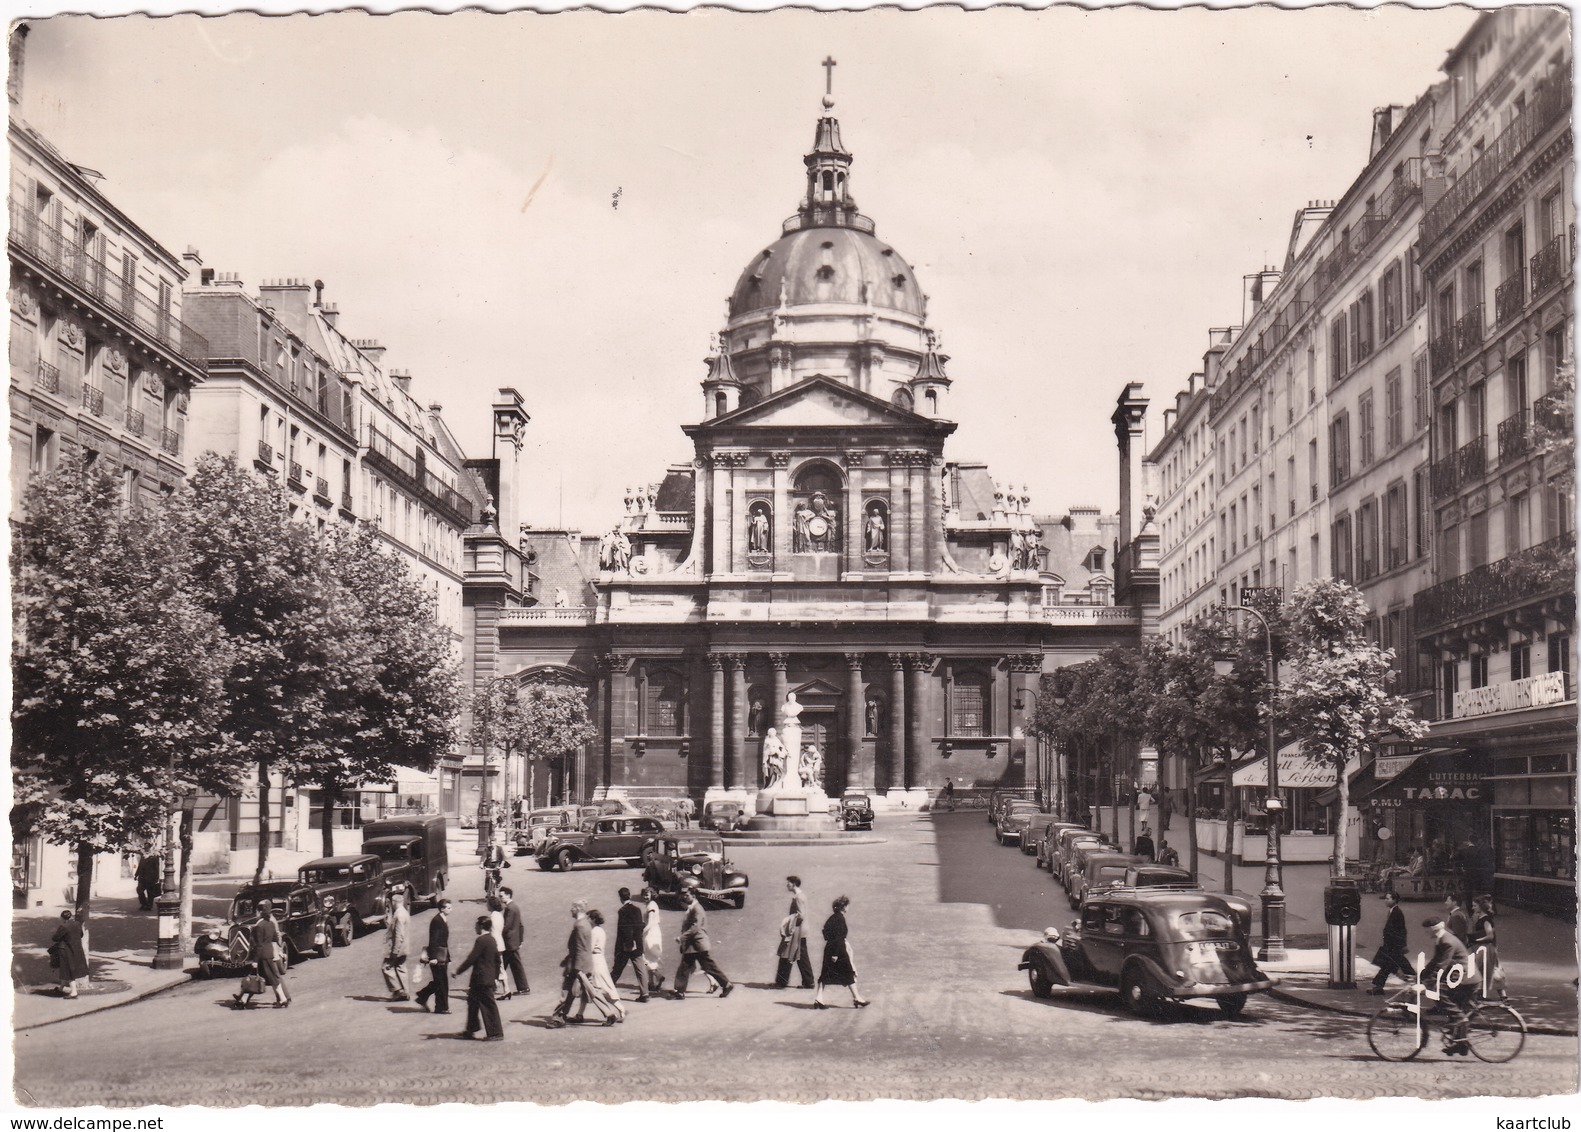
[464,98,1159,811]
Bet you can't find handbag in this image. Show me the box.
[239,974,266,995]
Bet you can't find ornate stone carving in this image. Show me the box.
[713,450,750,468]
[176,390,190,415]
[705,654,725,672]
[105,348,126,375]
[9,286,35,318]
[768,653,790,671]
[886,449,932,467]
[844,652,865,670]
[1009,654,1044,673]
[144,371,164,396]
[630,554,650,574]
[722,654,747,671]
[988,551,1009,575]
[843,450,867,468]
[1505,465,1533,495]
[904,652,936,673]
[62,322,83,350]
[766,451,791,468]
[1467,488,1489,515]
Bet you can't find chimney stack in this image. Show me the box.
[351,338,386,369]
[320,303,339,328]
[390,368,413,394]
[8,24,28,109]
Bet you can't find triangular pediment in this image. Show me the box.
[701,375,937,430]
[791,678,845,699]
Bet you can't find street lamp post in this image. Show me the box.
[1217,603,1288,962]
[1014,688,1043,810]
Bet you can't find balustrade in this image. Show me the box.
[125,408,145,438]
[1415,534,1576,634]
[81,384,103,416]
[36,360,59,394]
[1495,273,1526,326]
[1497,409,1531,465]
[1531,236,1567,296]
[160,428,181,457]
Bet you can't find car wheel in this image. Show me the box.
[316,928,333,960]
[336,915,356,946]
[556,848,576,872]
[537,857,554,871]
[1216,993,1248,1020]
[731,892,746,909]
[1120,968,1160,1016]
[1028,963,1055,1000]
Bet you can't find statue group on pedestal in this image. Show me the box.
[597,527,633,572]
[793,492,839,552]
[1008,526,1042,571]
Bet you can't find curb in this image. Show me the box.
[1268,985,1578,1037]
[15,969,193,1033]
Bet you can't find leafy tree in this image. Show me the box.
[1278,579,1426,873]
[11,460,240,932]
[179,454,335,884]
[468,678,597,817]
[306,522,463,857]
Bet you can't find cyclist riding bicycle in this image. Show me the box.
[481,837,508,896]
[1420,914,1475,1056]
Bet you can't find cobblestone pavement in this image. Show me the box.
[13,813,1577,1107]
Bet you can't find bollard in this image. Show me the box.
[1327,923,1355,989]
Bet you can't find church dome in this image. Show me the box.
[729,226,925,320]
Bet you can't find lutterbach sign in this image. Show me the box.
[1366,751,1485,807]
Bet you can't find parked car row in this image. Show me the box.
[196,816,449,978]
[986,806,1277,1019]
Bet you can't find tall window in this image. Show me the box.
[1412,352,1430,432]
[1441,660,1459,719]
[1308,439,1320,501]
[1331,513,1353,582]
[1358,390,1376,466]
[1381,262,1403,337]
[1505,491,1531,555]
[1357,499,1379,580]
[31,425,57,475]
[1414,469,1431,559]
[1507,356,1530,419]
[1329,412,1351,486]
[1406,243,1424,313]
[1543,477,1576,540]
[1441,523,1461,578]
[1385,368,1403,449]
[1329,312,1349,382]
[1470,653,1489,690]
[951,672,988,736]
[1511,642,1532,682]
[1467,510,1489,571]
[1385,481,1409,570]
[645,670,685,736]
[1287,456,1296,517]
[1467,380,1487,440]
[1351,290,1375,360]
[1544,324,1568,389]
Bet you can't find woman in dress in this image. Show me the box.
[812,895,870,1009]
[487,893,511,1000]
[640,887,665,994]
[49,910,89,999]
[235,901,290,1009]
[585,909,626,1023]
[1470,894,1506,1000]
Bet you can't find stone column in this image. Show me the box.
[888,456,909,572]
[726,655,747,790]
[710,457,729,576]
[843,452,863,573]
[707,655,725,789]
[844,652,866,792]
[770,653,790,728]
[888,654,907,794]
[906,654,929,791]
[992,659,1009,749]
[906,456,925,576]
[770,453,790,570]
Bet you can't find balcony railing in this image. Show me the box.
[341,489,354,512]
[1430,458,1459,501]
[1415,534,1576,635]
[1421,76,1573,247]
[257,440,274,468]
[1454,304,1484,356]
[1429,329,1457,377]
[1497,409,1531,465]
[1531,235,1567,296]
[36,359,59,395]
[1431,435,1486,501]
[7,200,209,368]
[125,408,145,438]
[1495,273,1526,326]
[315,475,331,500]
[160,428,181,457]
[81,384,103,416]
[288,460,304,485]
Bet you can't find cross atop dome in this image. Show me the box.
[821,55,837,110]
[797,57,866,232]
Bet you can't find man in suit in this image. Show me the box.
[546,900,615,1027]
[773,876,814,990]
[498,886,530,996]
[1443,894,1471,945]
[670,880,733,1000]
[415,898,452,1014]
[1420,916,1475,1056]
[611,887,651,1002]
[382,891,412,1001]
[1367,891,1410,994]
[1133,824,1156,863]
[453,914,504,1040]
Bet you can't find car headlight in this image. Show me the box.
[322,896,336,909]
[1043,927,1061,942]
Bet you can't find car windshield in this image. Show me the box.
[531,810,572,826]
[672,838,724,859]
[366,843,410,861]
[1168,909,1239,940]
[300,867,351,883]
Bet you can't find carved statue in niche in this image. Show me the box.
[598,527,633,572]
[864,503,887,552]
[793,499,815,552]
[1023,527,1042,569]
[865,697,882,736]
[748,697,765,737]
[802,492,838,551]
[1009,528,1027,569]
[748,502,772,553]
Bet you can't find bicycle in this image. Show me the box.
[1366,955,1526,1063]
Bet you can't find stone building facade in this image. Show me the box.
[465,101,1151,812]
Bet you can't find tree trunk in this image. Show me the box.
[1127,743,1139,854]
[253,757,271,886]
[74,841,94,978]
[1332,754,1349,878]
[1185,747,1200,877]
[1109,732,1122,845]
[528,759,536,812]
[178,802,195,950]
[321,784,340,859]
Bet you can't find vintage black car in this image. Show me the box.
[298,854,397,946]
[840,794,875,831]
[537,815,668,871]
[198,881,333,975]
[1070,850,1144,907]
[1121,863,1198,890]
[987,788,1034,825]
[996,802,1047,847]
[1034,822,1090,870]
[513,808,580,857]
[642,833,749,907]
[1018,890,1277,1019]
[1060,835,1120,893]
[699,801,745,831]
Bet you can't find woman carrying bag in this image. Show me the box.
[234,901,290,1009]
[49,910,89,999]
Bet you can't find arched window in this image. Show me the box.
[925,389,938,414]
[645,668,686,736]
[822,171,834,192]
[952,671,989,736]
[715,392,727,416]
[892,386,914,411]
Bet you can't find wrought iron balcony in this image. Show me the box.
[81,384,104,416]
[315,475,331,500]
[1429,328,1457,377]
[7,200,209,368]
[288,460,304,485]
[1415,534,1576,635]
[1421,76,1573,248]
[1495,273,1526,326]
[1497,409,1531,465]
[1454,305,1484,357]
[160,428,181,457]
[341,488,354,512]
[1431,435,1486,500]
[36,359,59,395]
[125,408,145,438]
[1531,235,1567,296]
[257,440,274,468]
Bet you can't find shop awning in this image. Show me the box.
[1360,749,1481,805]
[1232,742,1353,789]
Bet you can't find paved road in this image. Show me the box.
[13,813,1577,1106]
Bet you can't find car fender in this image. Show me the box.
[1120,952,1181,995]
[1018,941,1072,986]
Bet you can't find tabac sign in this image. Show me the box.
[1368,751,1485,805]
[1452,671,1571,720]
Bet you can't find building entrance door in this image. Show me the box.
[799,714,836,795]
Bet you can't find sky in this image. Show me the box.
[17,6,1480,532]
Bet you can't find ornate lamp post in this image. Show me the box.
[1214,601,1288,962]
[1014,688,1043,809]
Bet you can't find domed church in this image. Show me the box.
[463,86,1159,813]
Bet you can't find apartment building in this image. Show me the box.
[1413,9,1574,916]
